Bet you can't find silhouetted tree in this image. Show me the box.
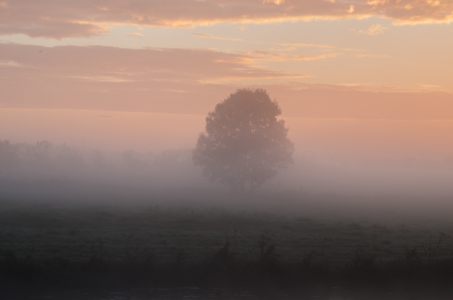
[193,89,294,192]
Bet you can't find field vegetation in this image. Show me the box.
[1,200,453,299]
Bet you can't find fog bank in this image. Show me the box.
[1,140,453,224]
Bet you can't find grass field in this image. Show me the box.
[1,199,453,299]
[1,204,452,264]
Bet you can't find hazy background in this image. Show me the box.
[2,136,453,226]
[1,0,453,223]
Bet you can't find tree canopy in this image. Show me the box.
[193,89,294,192]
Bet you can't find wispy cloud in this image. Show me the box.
[276,43,363,52]
[419,84,443,90]
[243,50,341,62]
[359,24,389,35]
[0,60,22,67]
[0,43,314,114]
[355,54,391,58]
[0,43,307,85]
[127,32,144,37]
[71,76,135,83]
[191,33,242,41]
[262,0,286,5]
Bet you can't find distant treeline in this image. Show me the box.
[0,140,203,187]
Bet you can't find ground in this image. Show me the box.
[1,199,453,299]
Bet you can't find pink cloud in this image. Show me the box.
[0,43,307,83]
[1,43,453,121]
[1,1,452,38]
[0,43,307,113]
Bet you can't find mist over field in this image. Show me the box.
[2,138,453,225]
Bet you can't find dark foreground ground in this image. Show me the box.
[1,198,453,299]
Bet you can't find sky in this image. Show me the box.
[1,0,453,158]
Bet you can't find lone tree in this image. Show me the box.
[193,89,294,192]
